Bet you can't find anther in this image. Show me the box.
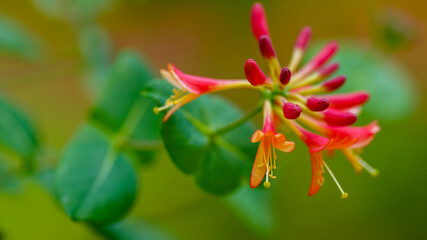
[323,161,348,199]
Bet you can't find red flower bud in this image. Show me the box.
[295,26,312,50]
[310,41,338,69]
[318,63,339,77]
[322,76,346,91]
[307,97,330,111]
[323,109,357,126]
[259,35,276,59]
[283,103,302,119]
[279,67,292,85]
[251,3,270,40]
[244,59,266,86]
[327,91,370,109]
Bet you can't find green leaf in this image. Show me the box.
[0,96,38,170]
[0,14,42,59]
[94,219,176,240]
[90,51,154,132]
[32,0,113,21]
[307,39,418,121]
[89,51,161,163]
[55,124,137,224]
[224,185,273,235]
[0,160,21,193]
[78,24,112,97]
[161,95,257,195]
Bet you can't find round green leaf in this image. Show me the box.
[55,124,137,224]
[161,95,257,195]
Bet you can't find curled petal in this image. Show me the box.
[324,132,358,150]
[251,130,265,143]
[308,152,325,196]
[296,124,332,152]
[325,121,380,149]
[273,134,295,152]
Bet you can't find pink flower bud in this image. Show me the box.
[307,97,330,111]
[295,26,312,50]
[283,103,302,119]
[309,41,338,69]
[326,91,370,109]
[251,3,270,40]
[323,109,357,126]
[322,76,346,91]
[318,63,339,77]
[279,67,292,85]
[244,59,266,86]
[259,35,276,59]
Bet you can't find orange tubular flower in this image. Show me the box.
[157,2,380,198]
[250,101,295,189]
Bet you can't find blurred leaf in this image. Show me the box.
[0,96,38,170]
[32,0,114,22]
[94,219,176,240]
[90,51,161,163]
[90,51,154,132]
[0,160,21,193]
[373,8,417,51]
[55,124,137,224]
[224,185,273,235]
[161,95,257,195]
[307,40,417,121]
[0,14,42,59]
[78,24,112,97]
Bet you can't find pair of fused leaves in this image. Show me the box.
[55,51,161,224]
[145,81,274,234]
[144,81,258,195]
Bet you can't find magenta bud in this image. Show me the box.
[310,41,338,69]
[306,97,330,111]
[318,63,339,77]
[295,26,312,50]
[323,76,346,91]
[259,35,276,59]
[279,67,292,85]
[327,91,370,109]
[251,3,270,40]
[323,109,357,126]
[283,103,302,119]
[244,59,266,86]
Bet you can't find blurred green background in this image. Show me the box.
[0,0,426,239]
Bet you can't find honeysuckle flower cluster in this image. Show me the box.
[155,2,380,198]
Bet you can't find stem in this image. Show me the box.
[212,103,263,136]
[124,139,163,151]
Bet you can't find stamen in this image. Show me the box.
[264,166,271,189]
[323,161,348,199]
[358,157,379,177]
